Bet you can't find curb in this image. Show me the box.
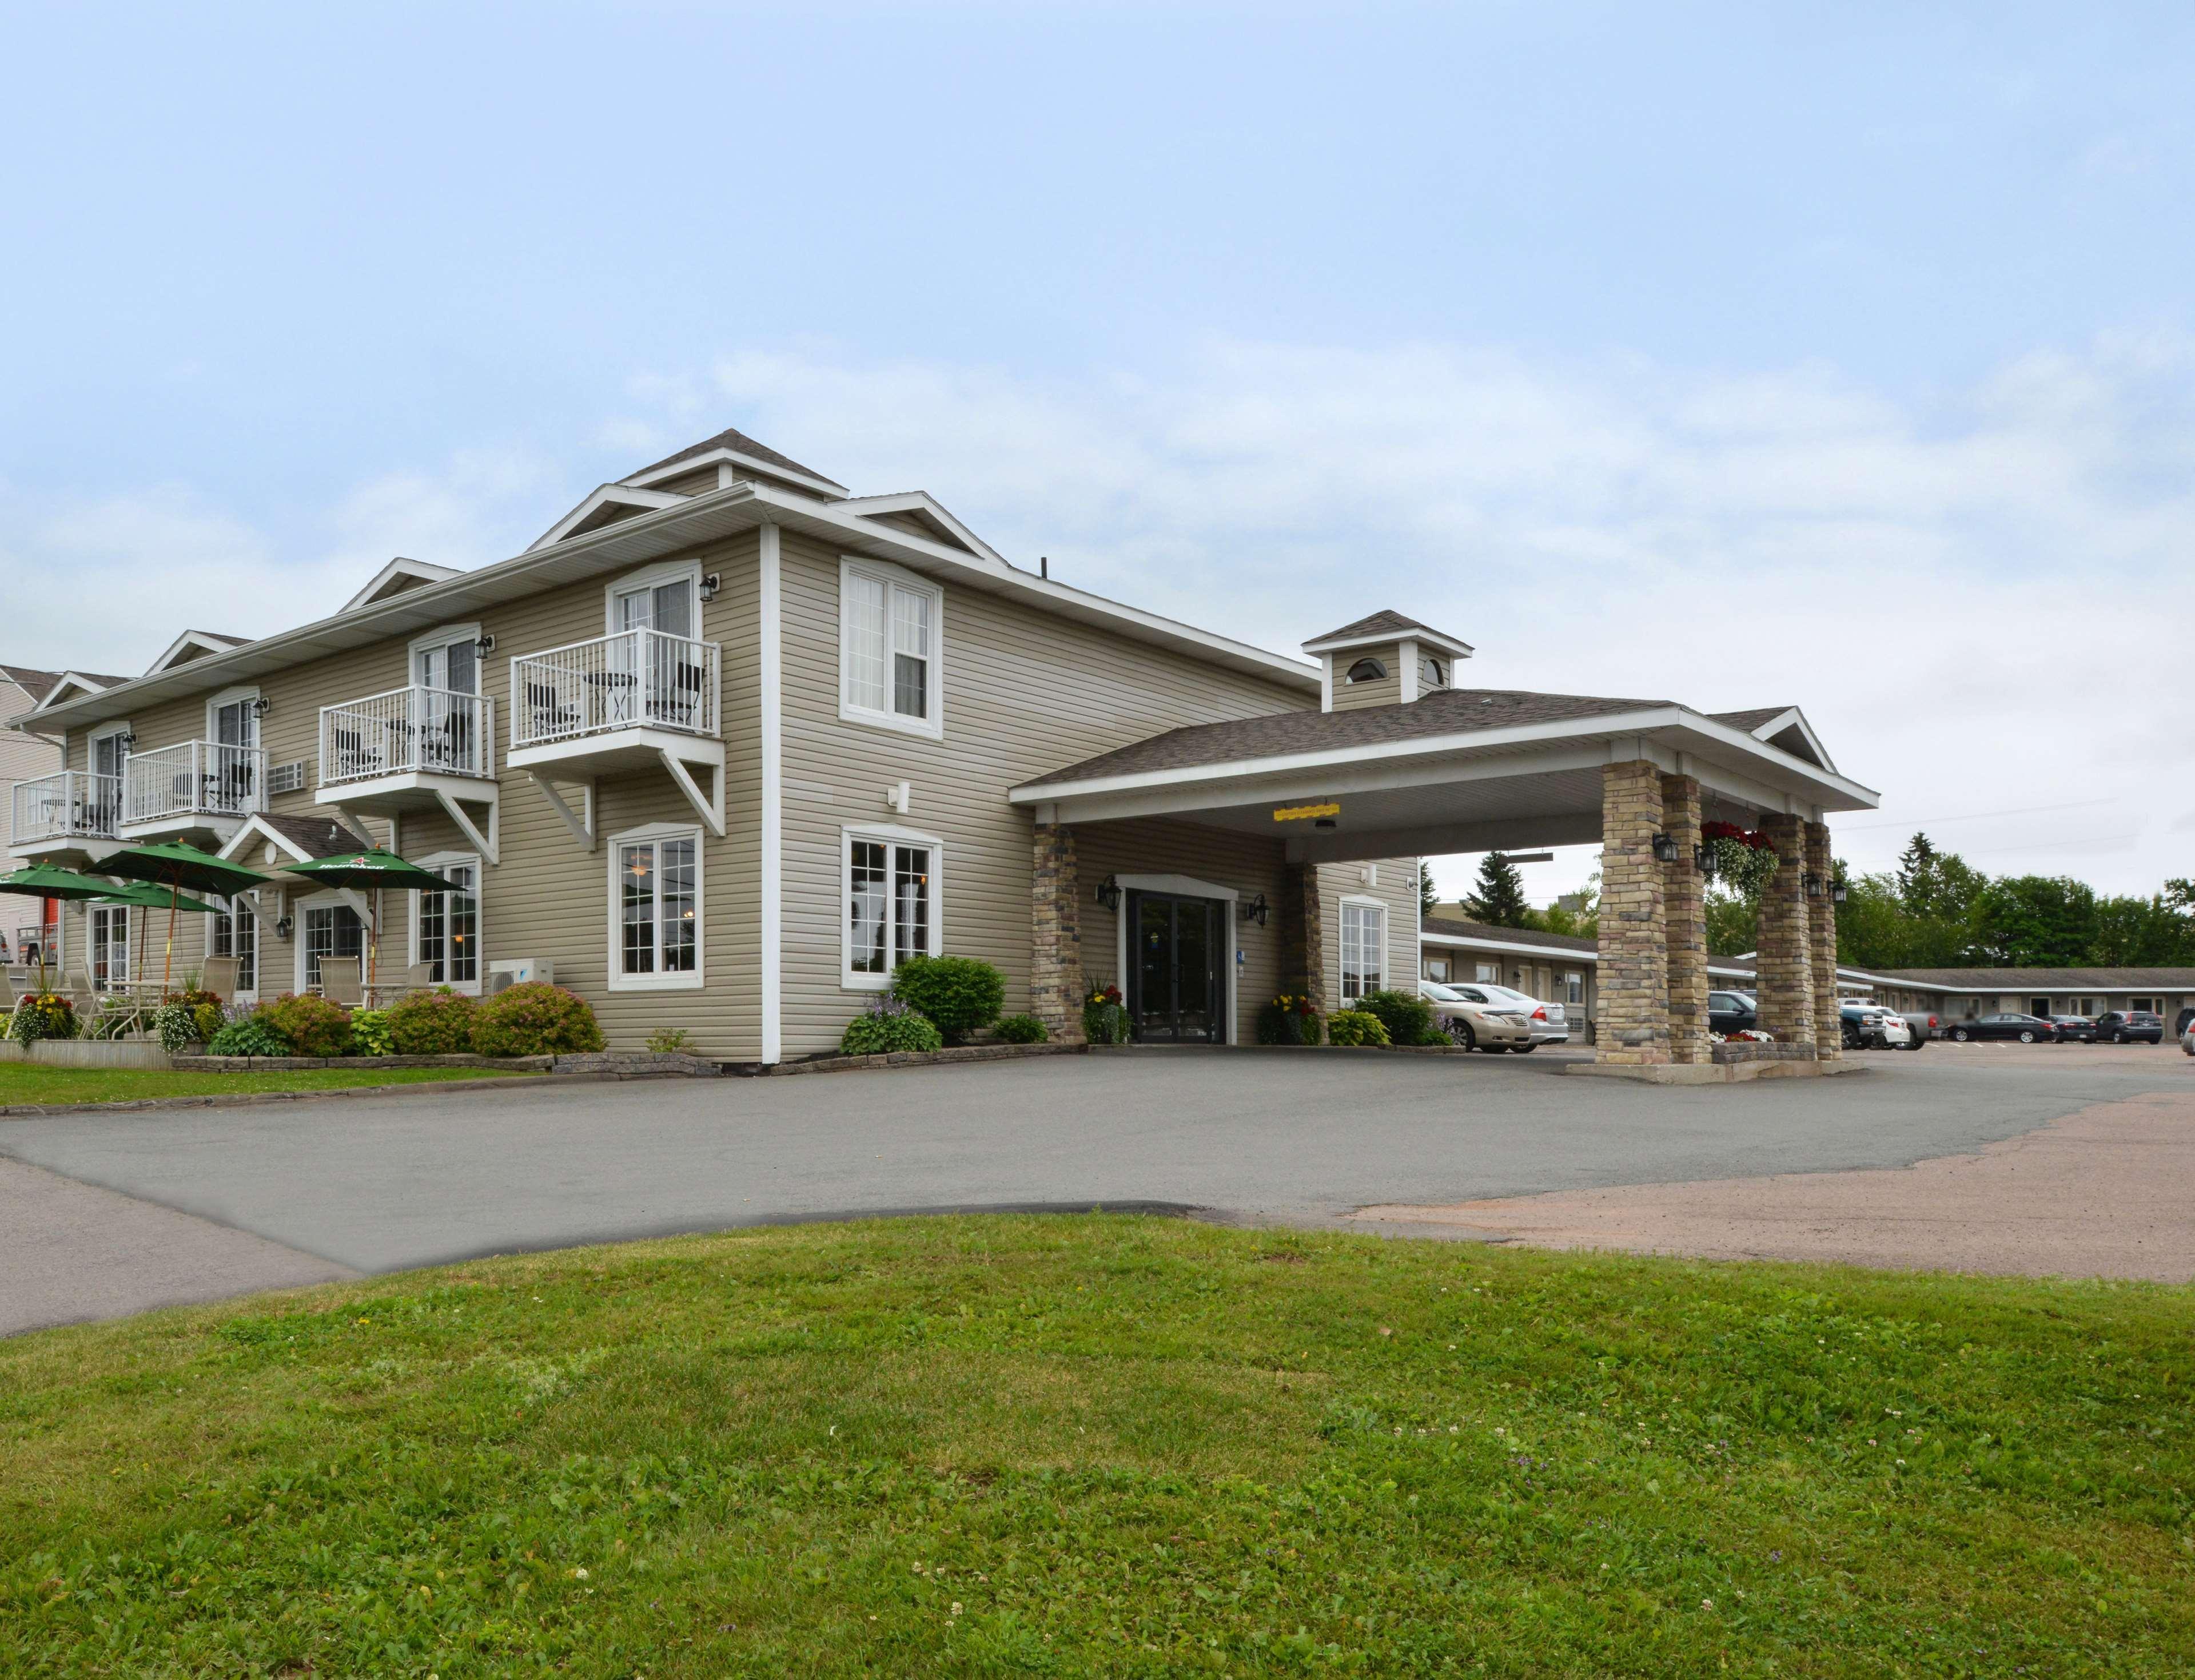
[0,1071,593,1120]
[744,1041,1091,1077]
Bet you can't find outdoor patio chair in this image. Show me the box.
[199,956,238,999]
[404,962,436,989]
[0,970,17,1034]
[333,724,381,781]
[525,681,581,739]
[317,957,364,1008]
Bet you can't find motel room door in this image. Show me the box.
[1127,891,1224,1043]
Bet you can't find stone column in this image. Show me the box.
[1280,861,1326,1013]
[1806,821,1841,1061]
[1030,821,1085,1043]
[1754,813,1815,1048]
[1660,772,1709,1065]
[1596,761,1669,1064]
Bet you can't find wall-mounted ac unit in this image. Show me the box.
[486,958,554,994]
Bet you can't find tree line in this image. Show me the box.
[1444,836,2195,969]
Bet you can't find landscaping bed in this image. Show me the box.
[0,1061,547,1113]
[2,1215,2188,1675]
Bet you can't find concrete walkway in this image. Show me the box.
[3,1042,2189,1331]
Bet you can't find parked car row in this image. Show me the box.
[1417,980,1570,1053]
[1705,990,1926,1050]
[1943,1010,2167,1044]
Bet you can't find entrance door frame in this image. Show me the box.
[1112,872,1237,1045]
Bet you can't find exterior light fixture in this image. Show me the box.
[1237,893,1268,927]
[1314,817,1338,830]
[699,572,720,603]
[473,632,496,658]
[1094,874,1122,914]
[1693,843,1712,877]
[1651,831,1680,863]
[1802,871,1823,898]
[250,696,272,719]
[117,731,136,747]
[1832,878,1849,904]
[274,913,294,941]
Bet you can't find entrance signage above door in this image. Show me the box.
[1273,802,1341,822]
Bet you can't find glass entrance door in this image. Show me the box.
[1128,891,1223,1042]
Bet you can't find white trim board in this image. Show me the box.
[759,524,783,1061]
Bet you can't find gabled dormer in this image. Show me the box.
[1301,610,1474,712]
[342,555,463,612]
[144,628,250,674]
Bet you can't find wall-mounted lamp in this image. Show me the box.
[1651,831,1680,863]
[1693,843,1713,877]
[1313,816,1338,830]
[1831,878,1849,904]
[1802,871,1823,898]
[1094,874,1122,914]
[473,632,496,658]
[273,913,294,941]
[699,572,720,603]
[117,731,137,747]
[1237,893,1268,927]
[250,695,272,719]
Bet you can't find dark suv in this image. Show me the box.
[2092,1011,2164,1044]
[1708,989,1759,1036]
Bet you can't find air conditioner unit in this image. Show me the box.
[487,958,554,994]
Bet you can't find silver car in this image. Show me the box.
[1474,982,1571,1049]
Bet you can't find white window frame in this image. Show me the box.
[1338,895,1387,1004]
[291,889,367,994]
[205,684,263,748]
[87,904,132,990]
[209,890,262,1003]
[603,560,703,637]
[408,623,484,694]
[840,823,944,990]
[1565,970,1585,1006]
[607,821,704,992]
[410,850,483,994]
[85,719,133,785]
[838,557,944,739]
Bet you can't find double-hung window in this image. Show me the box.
[1339,899,1385,1002]
[609,825,701,989]
[843,826,940,987]
[413,855,480,989]
[840,560,941,736]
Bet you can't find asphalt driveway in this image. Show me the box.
[5,1044,2189,1333]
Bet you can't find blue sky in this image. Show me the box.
[5,2,2192,898]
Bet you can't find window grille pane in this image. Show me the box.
[894,845,930,966]
[891,588,929,718]
[232,897,256,992]
[447,866,477,983]
[660,839,697,972]
[654,580,694,640]
[846,574,888,712]
[304,904,363,989]
[1340,903,1383,1001]
[848,839,887,973]
[419,886,447,982]
[620,844,656,974]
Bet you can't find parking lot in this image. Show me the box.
[3,1039,2190,1333]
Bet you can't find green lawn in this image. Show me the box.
[0,1061,544,1106]
[2,1217,2188,1677]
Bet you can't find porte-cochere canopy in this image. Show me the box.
[1013,686,1878,1073]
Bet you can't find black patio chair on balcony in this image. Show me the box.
[526,681,581,741]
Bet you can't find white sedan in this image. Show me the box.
[1471,982,1571,1049]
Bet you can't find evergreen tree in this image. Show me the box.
[1465,851,1532,927]
[1419,861,1437,918]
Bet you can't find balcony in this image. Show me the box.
[9,770,122,863]
[316,686,501,861]
[506,627,724,840]
[119,741,267,846]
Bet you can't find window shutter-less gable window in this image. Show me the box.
[841,561,941,734]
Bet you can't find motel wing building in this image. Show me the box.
[10,428,1877,1066]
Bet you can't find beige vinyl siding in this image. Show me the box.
[650,467,722,498]
[3,675,65,949]
[1323,856,1419,1006]
[774,530,1313,1056]
[58,532,766,1057]
[1329,642,1403,711]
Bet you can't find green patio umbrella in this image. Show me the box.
[96,840,271,990]
[279,847,459,993]
[0,864,123,986]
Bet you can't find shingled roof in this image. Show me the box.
[1873,966,2195,990]
[627,425,842,490]
[1022,686,1672,788]
[1709,706,1795,733]
[1421,914,1598,954]
[0,664,63,707]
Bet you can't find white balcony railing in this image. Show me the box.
[509,628,721,751]
[121,741,268,827]
[319,686,496,787]
[10,770,121,847]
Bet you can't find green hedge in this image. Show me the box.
[1358,988,1442,1046]
[1325,1009,1391,1047]
[469,983,605,1057]
[890,956,1005,1045]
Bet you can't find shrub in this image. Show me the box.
[1359,988,1441,1047]
[152,1001,209,1052]
[205,1017,294,1057]
[1326,1009,1391,1048]
[349,1009,395,1056]
[470,982,604,1057]
[7,993,77,1044]
[1082,982,1131,1045]
[385,987,477,1055]
[646,1026,693,1054]
[168,988,223,1042]
[261,993,353,1058]
[839,996,945,1056]
[994,1013,1048,1044]
[890,955,1005,1045]
[1255,994,1324,1046]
